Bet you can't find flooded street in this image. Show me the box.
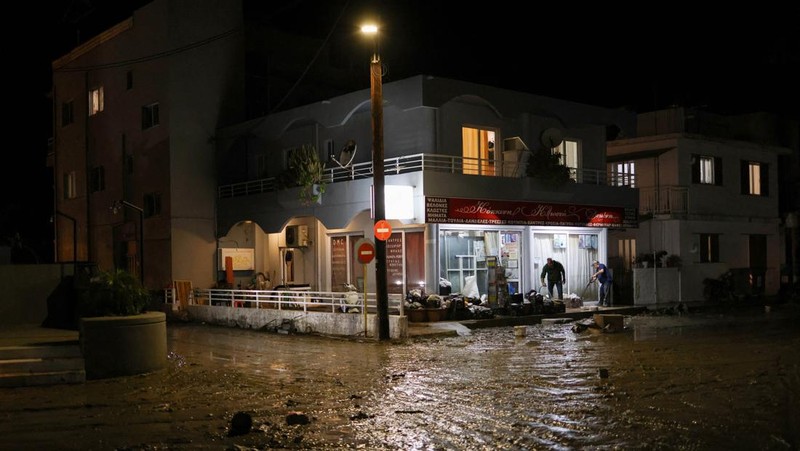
[1,305,799,450]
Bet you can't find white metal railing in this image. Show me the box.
[218,153,637,198]
[164,287,404,315]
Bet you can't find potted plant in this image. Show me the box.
[525,148,572,186]
[665,254,683,268]
[77,269,151,318]
[283,144,327,205]
[76,269,167,380]
[635,253,654,268]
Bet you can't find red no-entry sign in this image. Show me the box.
[356,239,376,264]
[374,219,392,241]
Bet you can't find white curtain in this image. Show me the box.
[533,232,599,300]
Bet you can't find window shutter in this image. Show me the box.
[691,155,700,184]
[740,161,749,194]
[761,163,769,196]
[714,157,723,186]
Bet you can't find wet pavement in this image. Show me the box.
[1,304,799,450]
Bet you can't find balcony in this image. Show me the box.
[219,153,636,199]
[639,185,688,217]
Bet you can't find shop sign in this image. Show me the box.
[425,197,637,229]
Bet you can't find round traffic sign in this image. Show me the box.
[356,239,376,264]
[374,219,392,241]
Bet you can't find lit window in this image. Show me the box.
[614,161,635,187]
[63,171,77,199]
[741,161,768,196]
[692,155,722,186]
[553,139,580,181]
[461,127,497,175]
[699,234,720,263]
[89,87,104,116]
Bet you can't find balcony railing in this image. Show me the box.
[639,185,688,216]
[219,153,636,198]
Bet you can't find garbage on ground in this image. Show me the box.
[571,314,625,334]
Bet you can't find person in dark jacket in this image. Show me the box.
[540,258,565,299]
[591,260,613,307]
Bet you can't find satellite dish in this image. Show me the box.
[332,139,357,168]
[541,128,563,149]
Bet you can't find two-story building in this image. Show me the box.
[214,75,639,305]
[607,107,791,304]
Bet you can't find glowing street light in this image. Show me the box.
[362,22,389,340]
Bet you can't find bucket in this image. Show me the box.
[513,325,527,337]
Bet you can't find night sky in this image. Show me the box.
[6,1,799,262]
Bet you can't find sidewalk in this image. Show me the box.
[0,323,79,347]
[408,305,646,338]
[0,305,646,345]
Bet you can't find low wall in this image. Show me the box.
[186,305,409,339]
[0,264,75,325]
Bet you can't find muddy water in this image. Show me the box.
[1,306,798,450]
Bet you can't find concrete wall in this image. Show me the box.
[186,305,409,339]
[633,267,681,305]
[0,265,75,325]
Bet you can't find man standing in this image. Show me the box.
[591,260,613,307]
[540,258,565,300]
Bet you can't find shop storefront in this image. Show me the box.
[428,196,636,304]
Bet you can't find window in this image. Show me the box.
[330,234,364,291]
[461,127,496,175]
[741,161,768,196]
[256,154,268,178]
[89,166,105,193]
[692,155,722,186]
[126,70,133,90]
[613,161,635,187]
[89,87,103,115]
[63,171,77,199]
[144,193,161,217]
[142,103,160,129]
[553,139,580,181]
[699,233,720,263]
[61,101,74,127]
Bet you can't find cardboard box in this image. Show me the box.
[593,314,624,332]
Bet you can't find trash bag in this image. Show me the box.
[439,277,452,295]
[463,275,480,299]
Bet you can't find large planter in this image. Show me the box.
[426,308,447,322]
[80,311,167,380]
[407,308,427,323]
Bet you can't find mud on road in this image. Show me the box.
[1,305,799,450]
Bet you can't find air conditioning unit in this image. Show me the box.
[503,136,529,151]
[285,225,309,247]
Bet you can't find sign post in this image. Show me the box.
[374,219,392,241]
[355,238,376,337]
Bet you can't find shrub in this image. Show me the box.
[77,269,152,317]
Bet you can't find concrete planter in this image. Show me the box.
[80,311,167,380]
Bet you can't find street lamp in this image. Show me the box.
[362,23,390,340]
[111,200,145,285]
